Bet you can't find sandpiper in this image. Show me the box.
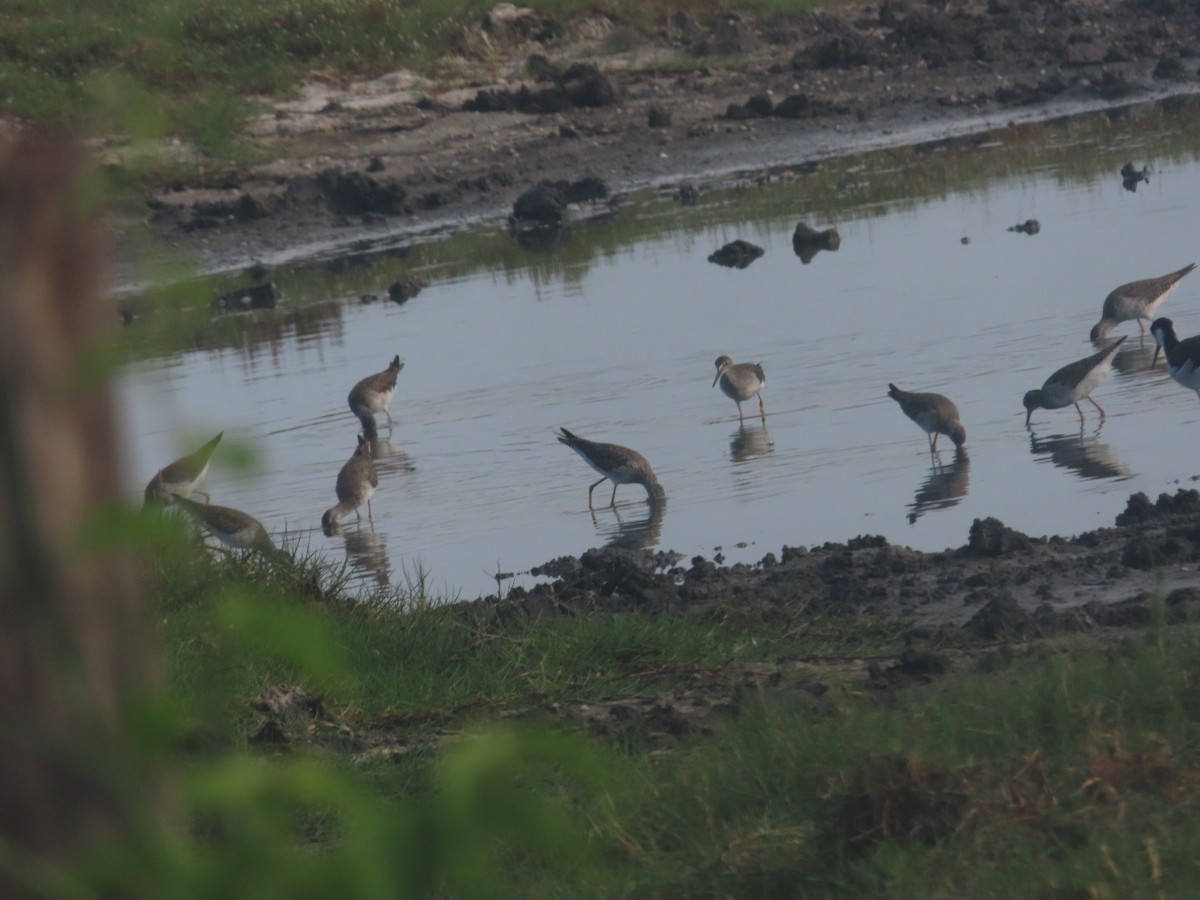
[1090,263,1196,343]
[713,355,766,421]
[322,434,379,531]
[143,431,223,507]
[1150,317,1200,400]
[887,384,966,452]
[348,355,403,440]
[1023,336,1127,426]
[557,427,665,508]
[171,493,282,558]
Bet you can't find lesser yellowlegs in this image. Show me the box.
[1024,336,1126,426]
[557,427,664,508]
[887,384,966,451]
[171,493,282,559]
[1090,264,1195,343]
[713,355,766,421]
[349,355,403,440]
[143,431,223,507]
[322,434,379,531]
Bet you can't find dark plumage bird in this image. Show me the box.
[557,427,664,508]
[1023,337,1126,426]
[1150,317,1200,400]
[713,355,766,421]
[1090,264,1195,343]
[349,355,403,440]
[322,434,379,531]
[887,384,966,451]
[143,431,223,507]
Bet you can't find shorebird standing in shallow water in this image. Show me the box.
[1090,263,1196,343]
[713,355,766,421]
[887,384,966,452]
[1023,336,1127,426]
[322,434,379,532]
[557,427,665,508]
[143,431,223,507]
[1150,317,1200,400]
[349,355,403,440]
[170,493,284,560]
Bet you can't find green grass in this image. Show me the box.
[0,0,828,154]
[118,531,1200,897]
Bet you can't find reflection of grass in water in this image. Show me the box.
[117,96,1200,361]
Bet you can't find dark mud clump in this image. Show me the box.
[708,239,765,269]
[792,222,841,264]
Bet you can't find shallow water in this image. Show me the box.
[118,99,1200,599]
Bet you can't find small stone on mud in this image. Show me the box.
[964,592,1035,641]
[967,517,1032,556]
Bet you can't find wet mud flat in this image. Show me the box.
[497,489,1200,640]
[473,489,1200,740]
[252,490,1200,756]
[130,0,1200,276]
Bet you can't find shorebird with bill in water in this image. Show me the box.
[349,355,403,440]
[557,427,665,509]
[322,434,379,532]
[1090,264,1196,343]
[712,355,766,421]
[887,384,966,452]
[1023,336,1126,426]
[1150,317,1200,400]
[143,431,223,507]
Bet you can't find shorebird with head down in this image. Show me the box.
[557,427,665,509]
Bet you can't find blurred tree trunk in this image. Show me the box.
[0,136,163,894]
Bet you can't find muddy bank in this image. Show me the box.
[249,490,1200,756]
[486,489,1200,639]
[127,0,1200,277]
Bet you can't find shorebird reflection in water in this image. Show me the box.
[1023,336,1126,426]
[143,431,223,507]
[887,384,966,452]
[906,450,970,524]
[1029,429,1132,481]
[1150,317,1200,401]
[729,421,773,462]
[713,355,766,421]
[557,427,665,508]
[1090,263,1196,343]
[594,495,667,550]
[343,526,391,586]
[349,354,403,440]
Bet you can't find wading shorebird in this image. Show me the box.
[887,384,966,452]
[1023,336,1126,426]
[1090,263,1196,343]
[349,355,403,440]
[170,493,284,560]
[1150,317,1200,400]
[143,431,223,507]
[322,434,379,532]
[712,355,766,421]
[556,427,665,509]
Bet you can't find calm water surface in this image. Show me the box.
[118,103,1200,598]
